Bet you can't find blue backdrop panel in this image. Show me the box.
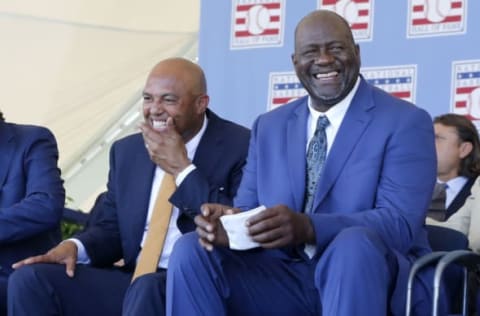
[199,0,479,129]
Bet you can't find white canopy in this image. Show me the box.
[0,0,199,210]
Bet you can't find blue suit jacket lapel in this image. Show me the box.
[287,98,309,212]
[314,79,375,209]
[0,122,15,188]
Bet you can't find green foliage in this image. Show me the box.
[62,195,84,239]
[61,220,84,240]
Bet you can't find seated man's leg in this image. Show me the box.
[8,263,131,316]
[0,276,7,316]
[122,270,167,316]
[167,232,320,316]
[315,227,398,316]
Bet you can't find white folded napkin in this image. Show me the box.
[219,205,266,250]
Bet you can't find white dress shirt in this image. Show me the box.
[73,115,208,269]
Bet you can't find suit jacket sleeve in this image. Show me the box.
[171,121,250,233]
[76,143,123,267]
[308,108,436,254]
[0,126,64,243]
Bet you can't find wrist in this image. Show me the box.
[302,214,316,244]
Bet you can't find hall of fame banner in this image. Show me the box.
[230,0,285,49]
[318,0,374,41]
[267,66,417,111]
[407,0,467,38]
[451,60,480,124]
[267,72,306,111]
[361,65,417,103]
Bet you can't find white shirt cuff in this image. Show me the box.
[176,164,196,185]
[67,238,91,264]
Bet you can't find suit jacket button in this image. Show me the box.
[219,187,225,191]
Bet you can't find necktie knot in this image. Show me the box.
[315,116,330,134]
[432,182,447,199]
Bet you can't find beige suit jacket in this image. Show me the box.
[427,177,480,253]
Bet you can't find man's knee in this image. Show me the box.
[169,232,203,267]
[325,226,386,259]
[316,226,394,280]
[8,265,40,293]
[129,273,165,295]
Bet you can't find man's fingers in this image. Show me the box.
[64,258,76,278]
[12,253,54,269]
[198,237,214,251]
[194,215,214,232]
[200,204,211,217]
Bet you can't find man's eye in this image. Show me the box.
[329,46,343,53]
[163,98,177,104]
[302,50,316,57]
[143,95,152,102]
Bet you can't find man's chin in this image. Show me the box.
[312,93,344,107]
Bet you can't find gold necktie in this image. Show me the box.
[132,173,176,281]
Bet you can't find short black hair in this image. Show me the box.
[0,111,4,122]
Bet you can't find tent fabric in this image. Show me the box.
[0,1,199,210]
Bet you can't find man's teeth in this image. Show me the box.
[153,120,166,129]
[314,71,338,79]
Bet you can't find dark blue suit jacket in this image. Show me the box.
[77,110,250,271]
[0,121,64,276]
[234,77,437,314]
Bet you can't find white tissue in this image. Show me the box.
[219,205,266,250]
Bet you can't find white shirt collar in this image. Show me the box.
[184,113,208,160]
[306,77,360,153]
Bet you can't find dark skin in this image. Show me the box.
[196,11,360,251]
[12,58,210,276]
[292,11,361,112]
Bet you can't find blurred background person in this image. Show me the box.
[427,113,480,221]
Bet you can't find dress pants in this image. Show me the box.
[0,276,7,316]
[8,263,131,316]
[167,227,439,316]
[122,269,167,316]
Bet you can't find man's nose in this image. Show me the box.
[313,49,334,64]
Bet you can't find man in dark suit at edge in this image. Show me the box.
[0,110,64,315]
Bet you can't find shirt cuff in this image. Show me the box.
[176,164,196,185]
[67,238,91,264]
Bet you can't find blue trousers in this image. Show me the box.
[8,263,168,316]
[8,263,131,316]
[167,227,437,316]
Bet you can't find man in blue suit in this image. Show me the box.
[0,111,64,315]
[166,11,439,316]
[7,58,250,316]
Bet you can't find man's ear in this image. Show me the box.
[459,141,473,159]
[196,94,209,114]
[291,53,296,66]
